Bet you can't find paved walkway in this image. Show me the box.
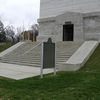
[0,63,54,80]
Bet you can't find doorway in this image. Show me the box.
[63,23,74,41]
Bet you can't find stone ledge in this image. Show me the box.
[58,41,99,71]
[0,42,25,57]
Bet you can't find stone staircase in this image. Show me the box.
[56,42,82,65]
[0,41,41,67]
[0,41,83,68]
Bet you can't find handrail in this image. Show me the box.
[22,42,42,55]
[19,38,49,56]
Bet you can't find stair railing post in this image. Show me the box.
[40,42,44,78]
[54,43,56,75]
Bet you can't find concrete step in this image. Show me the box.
[0,41,83,67]
[1,61,41,67]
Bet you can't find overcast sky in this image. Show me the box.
[0,0,40,29]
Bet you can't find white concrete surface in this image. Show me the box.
[38,11,84,42]
[0,42,25,57]
[0,63,54,80]
[67,41,98,64]
[40,0,100,18]
[58,41,99,71]
[39,0,100,42]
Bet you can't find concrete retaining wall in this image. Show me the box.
[0,42,25,57]
[58,41,99,71]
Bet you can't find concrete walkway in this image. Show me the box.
[0,63,54,80]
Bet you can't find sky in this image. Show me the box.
[0,0,40,30]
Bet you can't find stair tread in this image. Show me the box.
[0,41,82,67]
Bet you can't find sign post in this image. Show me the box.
[40,38,56,78]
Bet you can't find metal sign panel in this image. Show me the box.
[43,42,55,68]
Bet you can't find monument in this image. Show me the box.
[38,0,100,42]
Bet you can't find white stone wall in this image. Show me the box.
[55,12,84,42]
[83,15,100,41]
[40,0,100,18]
[38,12,84,42]
[37,19,58,42]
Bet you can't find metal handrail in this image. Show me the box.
[19,38,49,56]
[22,42,42,55]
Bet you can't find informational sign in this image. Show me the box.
[43,42,55,68]
[40,38,56,78]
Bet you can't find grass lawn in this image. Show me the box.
[0,43,12,52]
[0,43,100,100]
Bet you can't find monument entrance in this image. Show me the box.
[63,23,74,41]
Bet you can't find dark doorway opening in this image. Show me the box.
[63,23,74,41]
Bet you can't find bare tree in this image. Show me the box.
[0,20,6,42]
[31,24,39,41]
[5,25,15,44]
[16,27,24,42]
